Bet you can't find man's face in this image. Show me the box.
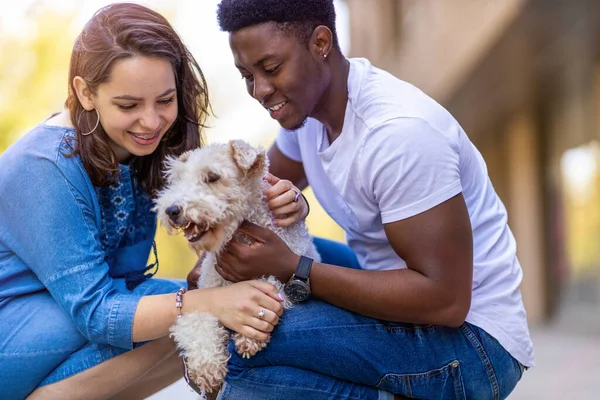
[229,22,326,131]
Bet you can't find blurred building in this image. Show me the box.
[345,0,600,330]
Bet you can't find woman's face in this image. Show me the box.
[229,22,329,131]
[85,56,178,162]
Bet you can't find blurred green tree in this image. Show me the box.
[0,10,73,150]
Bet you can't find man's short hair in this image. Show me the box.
[217,0,340,50]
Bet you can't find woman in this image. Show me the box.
[0,4,290,399]
[211,0,535,399]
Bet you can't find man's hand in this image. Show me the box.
[186,252,206,289]
[264,173,309,227]
[216,221,299,283]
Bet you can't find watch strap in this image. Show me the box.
[295,256,313,281]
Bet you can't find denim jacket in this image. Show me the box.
[0,124,157,349]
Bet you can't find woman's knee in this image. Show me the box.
[28,337,178,400]
[1,293,88,400]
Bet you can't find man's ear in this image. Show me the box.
[310,25,333,59]
[72,76,95,110]
[229,140,268,177]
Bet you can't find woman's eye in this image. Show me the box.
[159,97,175,105]
[241,74,254,82]
[265,65,280,74]
[117,104,136,111]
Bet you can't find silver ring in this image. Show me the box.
[257,308,266,319]
[292,189,301,203]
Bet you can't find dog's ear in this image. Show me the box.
[229,140,268,177]
[178,150,192,163]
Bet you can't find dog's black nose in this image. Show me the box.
[165,205,181,221]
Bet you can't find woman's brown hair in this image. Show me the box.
[65,3,209,196]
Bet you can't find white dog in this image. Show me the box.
[154,139,320,392]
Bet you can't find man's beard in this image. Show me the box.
[283,115,308,132]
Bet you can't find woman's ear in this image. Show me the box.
[73,76,95,110]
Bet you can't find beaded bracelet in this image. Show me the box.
[175,287,198,393]
[176,287,187,319]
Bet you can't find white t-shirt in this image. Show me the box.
[276,57,535,367]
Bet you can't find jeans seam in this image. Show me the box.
[451,364,460,400]
[405,376,412,397]
[460,324,500,400]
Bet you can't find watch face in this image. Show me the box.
[284,280,310,302]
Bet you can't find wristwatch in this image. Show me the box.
[284,256,313,303]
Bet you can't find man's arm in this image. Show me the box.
[221,121,473,326]
[267,144,308,190]
[309,193,473,326]
[306,118,473,325]
[220,193,474,327]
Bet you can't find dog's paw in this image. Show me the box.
[188,362,228,393]
[233,333,270,358]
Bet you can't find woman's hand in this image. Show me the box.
[264,173,308,227]
[205,280,284,341]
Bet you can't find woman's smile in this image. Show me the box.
[127,128,163,146]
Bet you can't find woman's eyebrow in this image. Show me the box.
[112,88,176,101]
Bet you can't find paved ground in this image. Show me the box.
[149,326,600,399]
[509,327,600,399]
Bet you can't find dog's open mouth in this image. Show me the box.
[181,221,211,243]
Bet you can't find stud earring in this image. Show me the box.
[324,53,328,59]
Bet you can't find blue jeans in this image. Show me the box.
[0,278,183,400]
[218,238,523,400]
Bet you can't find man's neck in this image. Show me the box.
[312,54,350,144]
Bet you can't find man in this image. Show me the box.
[212,1,534,398]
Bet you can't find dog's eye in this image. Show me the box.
[206,172,221,183]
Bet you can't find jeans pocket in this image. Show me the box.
[376,360,467,399]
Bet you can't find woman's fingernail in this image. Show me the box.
[278,291,286,300]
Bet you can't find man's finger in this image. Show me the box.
[264,179,294,201]
[272,215,297,228]
[222,239,250,256]
[215,263,238,282]
[264,184,286,200]
[270,203,298,217]
[264,173,279,184]
[237,221,274,241]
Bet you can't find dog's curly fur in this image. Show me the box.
[154,140,320,392]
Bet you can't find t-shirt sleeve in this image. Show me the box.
[361,117,462,224]
[275,127,302,162]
